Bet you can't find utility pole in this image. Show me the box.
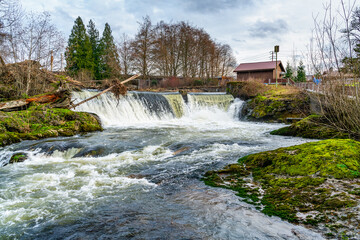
[270,51,274,61]
[274,45,279,87]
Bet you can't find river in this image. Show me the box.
[0,91,323,239]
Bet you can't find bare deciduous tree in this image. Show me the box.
[117,33,134,76]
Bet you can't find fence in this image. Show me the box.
[294,80,360,97]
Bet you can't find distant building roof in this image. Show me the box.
[234,61,285,72]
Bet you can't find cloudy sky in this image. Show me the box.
[22,0,351,71]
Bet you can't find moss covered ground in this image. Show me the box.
[0,105,102,147]
[203,139,360,239]
[270,115,350,139]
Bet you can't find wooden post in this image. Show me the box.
[60,53,63,71]
[274,45,279,88]
[70,74,140,109]
[50,50,54,72]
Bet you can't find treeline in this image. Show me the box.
[1,0,236,83]
[67,16,237,80]
[129,17,237,79]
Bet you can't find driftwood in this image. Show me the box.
[70,74,140,109]
[61,75,85,87]
[0,89,69,111]
[0,99,28,111]
[26,93,62,104]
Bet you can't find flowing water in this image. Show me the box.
[0,91,323,239]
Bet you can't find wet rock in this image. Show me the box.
[270,115,350,140]
[173,147,190,156]
[73,146,106,158]
[127,174,146,179]
[31,142,84,155]
[9,152,28,164]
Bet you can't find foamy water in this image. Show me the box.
[0,91,323,239]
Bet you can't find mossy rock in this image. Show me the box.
[241,139,360,179]
[243,93,310,123]
[203,139,360,238]
[0,107,102,147]
[9,153,28,164]
[270,115,350,139]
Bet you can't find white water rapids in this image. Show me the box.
[0,91,323,239]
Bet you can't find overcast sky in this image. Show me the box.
[22,0,352,71]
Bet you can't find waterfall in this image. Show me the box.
[187,93,234,111]
[163,93,185,118]
[71,91,239,127]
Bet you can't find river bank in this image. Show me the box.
[0,105,102,149]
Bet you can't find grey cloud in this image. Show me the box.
[124,0,257,15]
[232,38,246,43]
[248,19,288,39]
[184,0,256,13]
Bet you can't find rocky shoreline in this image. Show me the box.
[203,139,360,239]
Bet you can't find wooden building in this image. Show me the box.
[233,61,285,83]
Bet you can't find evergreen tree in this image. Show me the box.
[99,23,120,79]
[296,61,306,82]
[87,19,101,79]
[65,16,93,76]
[284,61,293,80]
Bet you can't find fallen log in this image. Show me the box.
[0,89,69,111]
[65,77,85,87]
[26,94,61,104]
[0,99,28,111]
[70,74,140,109]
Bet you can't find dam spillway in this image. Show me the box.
[70,91,236,127]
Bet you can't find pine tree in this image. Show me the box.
[65,16,93,76]
[99,23,120,79]
[87,19,101,79]
[296,61,306,82]
[284,61,293,80]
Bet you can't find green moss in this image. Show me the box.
[9,153,27,164]
[0,108,102,147]
[271,115,350,139]
[203,139,360,236]
[243,139,360,179]
[247,93,309,123]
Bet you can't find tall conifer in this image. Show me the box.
[87,19,101,79]
[296,61,306,82]
[65,16,93,76]
[100,23,120,78]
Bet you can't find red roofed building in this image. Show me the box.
[234,61,285,83]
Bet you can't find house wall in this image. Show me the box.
[236,70,273,81]
[272,65,283,79]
